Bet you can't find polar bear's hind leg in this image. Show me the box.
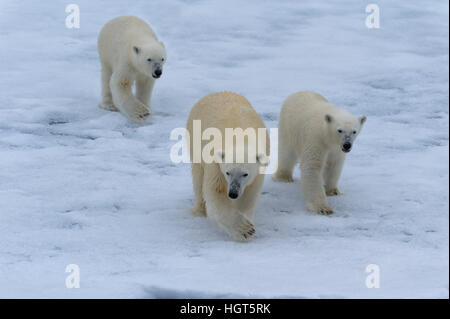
[274,148,297,183]
[99,64,119,112]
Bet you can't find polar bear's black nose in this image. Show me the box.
[343,142,352,151]
[155,69,162,76]
[228,191,238,199]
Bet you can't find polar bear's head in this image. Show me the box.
[215,150,268,200]
[325,113,366,153]
[131,41,166,79]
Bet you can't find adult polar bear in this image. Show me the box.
[274,91,366,215]
[187,92,270,241]
[98,16,166,123]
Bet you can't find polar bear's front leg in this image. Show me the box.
[190,163,206,217]
[300,151,334,215]
[110,72,150,123]
[204,188,255,241]
[209,205,256,242]
[324,150,345,196]
[136,74,155,110]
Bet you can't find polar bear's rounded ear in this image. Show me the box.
[214,150,225,163]
[133,46,140,54]
[360,116,367,125]
[256,153,269,166]
[325,114,333,123]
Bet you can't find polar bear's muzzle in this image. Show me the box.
[152,63,163,79]
[153,68,162,79]
[228,181,241,200]
[342,142,352,153]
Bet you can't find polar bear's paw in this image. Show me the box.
[229,215,255,242]
[190,202,207,217]
[318,207,335,215]
[272,171,294,183]
[128,102,151,123]
[99,103,119,112]
[326,188,341,196]
[308,203,335,216]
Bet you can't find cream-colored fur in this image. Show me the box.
[186,92,270,241]
[97,16,166,123]
[274,91,366,215]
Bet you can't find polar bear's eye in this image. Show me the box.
[147,58,152,62]
[226,172,230,176]
[337,129,343,133]
[243,173,248,177]
[161,58,165,61]
[352,130,357,134]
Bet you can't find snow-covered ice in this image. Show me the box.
[0,0,448,298]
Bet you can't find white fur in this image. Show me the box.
[186,92,270,241]
[274,91,366,215]
[97,16,166,123]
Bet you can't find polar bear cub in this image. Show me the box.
[274,91,366,215]
[97,16,166,123]
[186,92,270,241]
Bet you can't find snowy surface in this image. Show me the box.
[0,0,448,298]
